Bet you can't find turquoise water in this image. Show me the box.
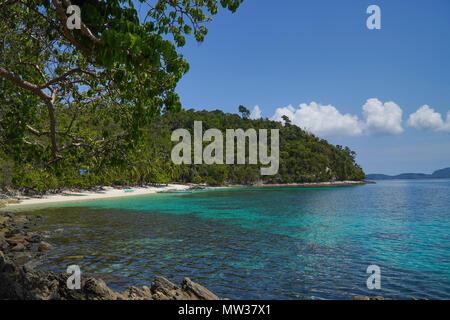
[24,180,449,299]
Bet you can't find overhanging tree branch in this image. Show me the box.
[38,67,81,89]
[0,66,51,101]
[50,0,93,58]
[53,0,101,44]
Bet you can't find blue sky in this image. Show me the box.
[171,0,450,174]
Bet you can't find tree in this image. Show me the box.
[281,115,291,125]
[238,105,250,119]
[0,0,243,167]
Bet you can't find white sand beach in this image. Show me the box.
[1,180,372,209]
[3,184,190,208]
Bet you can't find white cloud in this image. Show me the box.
[250,105,262,120]
[270,99,404,137]
[407,105,450,132]
[362,98,404,135]
[271,102,363,137]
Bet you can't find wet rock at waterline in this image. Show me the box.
[0,212,222,300]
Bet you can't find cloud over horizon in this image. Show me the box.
[362,99,404,135]
[270,99,403,137]
[271,102,363,137]
[407,105,450,132]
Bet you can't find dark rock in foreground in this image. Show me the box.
[0,212,220,300]
[0,251,219,300]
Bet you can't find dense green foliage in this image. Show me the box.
[146,109,366,185]
[0,1,365,192]
[1,108,365,191]
[0,0,242,167]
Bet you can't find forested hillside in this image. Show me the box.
[0,1,364,192]
[1,108,365,191]
[146,109,365,185]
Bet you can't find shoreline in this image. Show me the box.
[1,184,190,208]
[215,180,373,189]
[1,180,373,209]
[0,188,400,301]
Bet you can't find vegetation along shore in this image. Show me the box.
[1,109,366,194]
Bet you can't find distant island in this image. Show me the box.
[366,167,450,180]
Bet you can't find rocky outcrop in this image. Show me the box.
[0,212,221,300]
[122,277,220,300]
[0,213,46,267]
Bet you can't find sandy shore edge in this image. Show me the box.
[2,184,190,208]
[1,180,373,208]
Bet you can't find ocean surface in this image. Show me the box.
[21,180,450,299]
